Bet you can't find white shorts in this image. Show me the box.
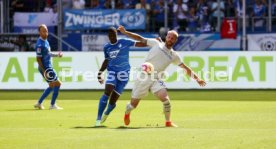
[131,73,167,99]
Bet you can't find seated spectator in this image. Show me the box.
[10,35,30,51]
[44,2,53,13]
[153,0,165,32]
[173,0,188,32]
[115,0,124,9]
[11,0,25,12]
[187,7,199,32]
[225,0,235,17]
[91,0,103,9]
[62,0,72,9]
[210,0,225,31]
[272,0,276,26]
[103,0,112,9]
[72,0,85,9]
[122,0,136,9]
[196,0,209,32]
[135,0,151,31]
[251,0,266,28]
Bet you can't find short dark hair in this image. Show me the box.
[108,27,116,33]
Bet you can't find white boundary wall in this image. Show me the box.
[0,52,275,89]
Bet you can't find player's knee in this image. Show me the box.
[49,82,55,88]
[56,81,61,87]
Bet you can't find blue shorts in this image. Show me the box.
[38,67,58,83]
[106,71,129,95]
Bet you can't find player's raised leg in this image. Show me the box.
[96,84,114,126]
[101,90,119,124]
[155,88,178,127]
[124,98,140,126]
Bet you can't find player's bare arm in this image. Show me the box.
[179,63,206,87]
[135,42,147,47]
[97,59,109,84]
[117,25,147,44]
[50,51,63,57]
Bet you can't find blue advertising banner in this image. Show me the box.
[13,12,56,33]
[64,9,146,30]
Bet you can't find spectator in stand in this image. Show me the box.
[272,0,276,25]
[11,0,25,12]
[103,0,112,9]
[173,0,188,32]
[72,0,85,9]
[122,0,136,9]
[62,0,72,9]
[11,35,30,51]
[91,0,103,9]
[115,0,124,9]
[135,0,151,31]
[44,2,53,13]
[225,0,236,17]
[251,0,266,28]
[153,0,165,32]
[234,0,243,18]
[187,6,199,32]
[52,4,58,35]
[196,0,210,32]
[210,0,225,31]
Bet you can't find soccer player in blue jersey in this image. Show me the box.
[34,24,63,110]
[95,27,146,126]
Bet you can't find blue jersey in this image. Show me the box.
[104,38,135,72]
[35,37,52,68]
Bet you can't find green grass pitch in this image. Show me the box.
[0,90,276,149]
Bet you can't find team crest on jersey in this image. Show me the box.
[109,50,120,58]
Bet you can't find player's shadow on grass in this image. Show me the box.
[72,125,165,129]
[115,126,165,129]
[6,109,38,111]
[73,126,107,129]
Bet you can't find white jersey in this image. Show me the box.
[145,38,182,74]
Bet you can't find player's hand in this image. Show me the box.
[197,79,206,87]
[97,73,104,84]
[58,51,63,57]
[117,25,126,34]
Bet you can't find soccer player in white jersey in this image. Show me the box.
[118,25,206,127]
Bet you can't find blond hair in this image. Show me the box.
[167,30,179,38]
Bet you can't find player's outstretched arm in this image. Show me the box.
[50,51,63,57]
[117,25,147,44]
[97,59,108,84]
[179,63,206,87]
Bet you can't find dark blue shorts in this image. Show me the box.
[105,71,129,95]
[38,67,58,83]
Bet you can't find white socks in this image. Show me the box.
[125,102,134,114]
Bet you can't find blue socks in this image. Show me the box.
[97,94,109,120]
[38,87,53,104]
[51,86,60,105]
[104,104,116,115]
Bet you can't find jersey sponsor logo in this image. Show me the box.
[109,50,120,59]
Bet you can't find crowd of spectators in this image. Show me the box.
[9,0,275,33]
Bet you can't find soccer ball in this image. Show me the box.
[141,62,154,74]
